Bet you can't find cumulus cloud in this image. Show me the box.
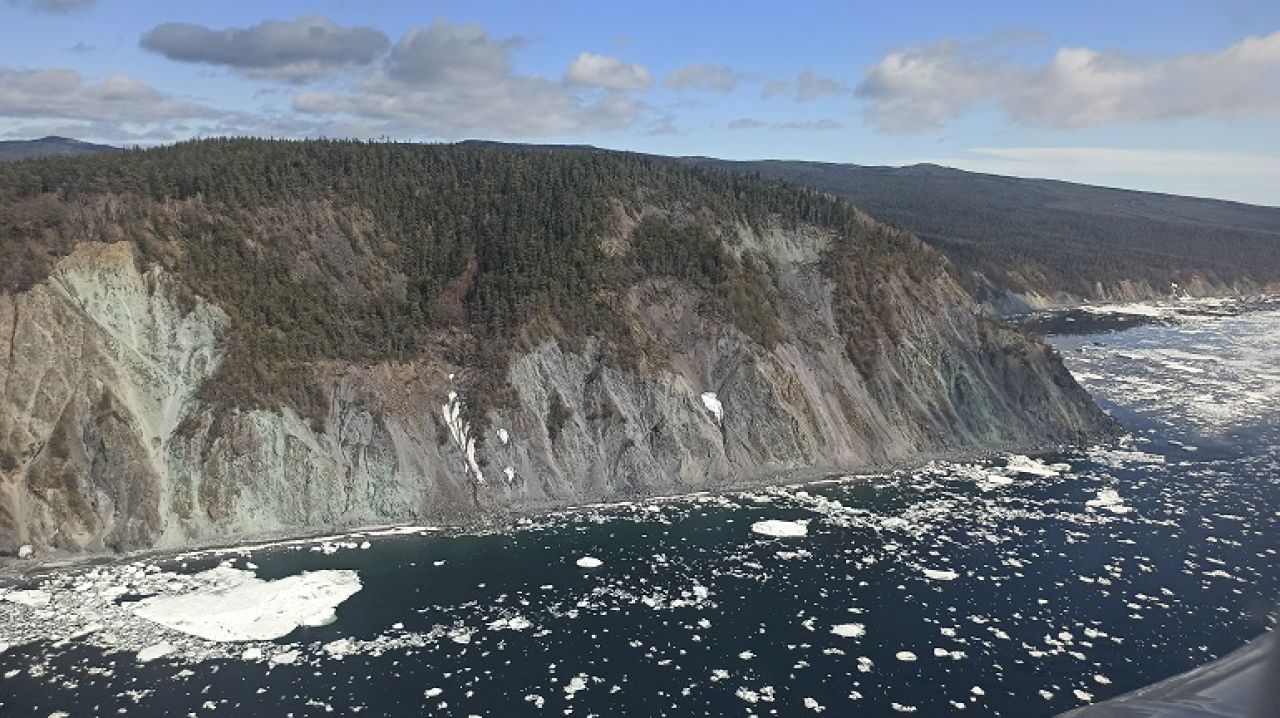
[0,67,218,121]
[0,66,222,143]
[665,63,741,92]
[294,20,644,138]
[858,31,1280,133]
[762,70,851,102]
[565,52,652,91]
[5,0,94,13]
[140,16,390,83]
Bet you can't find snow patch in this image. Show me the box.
[442,390,486,484]
[700,392,723,423]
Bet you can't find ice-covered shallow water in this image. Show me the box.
[2,300,1278,717]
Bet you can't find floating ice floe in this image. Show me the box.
[922,568,959,581]
[1085,489,1133,514]
[576,556,603,568]
[136,642,175,662]
[751,519,809,538]
[4,589,50,608]
[1003,455,1070,478]
[132,567,361,642]
[895,651,918,662]
[487,615,533,631]
[830,623,866,638]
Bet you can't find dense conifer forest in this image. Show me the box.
[694,158,1280,301]
[0,139,932,421]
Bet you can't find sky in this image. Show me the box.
[2,0,1279,205]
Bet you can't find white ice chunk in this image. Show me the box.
[136,642,175,662]
[1086,489,1133,514]
[830,623,866,638]
[923,568,959,581]
[4,589,50,607]
[576,556,603,568]
[751,519,809,538]
[1004,455,1069,477]
[132,567,361,642]
[269,649,300,665]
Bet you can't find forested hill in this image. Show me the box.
[0,138,911,419]
[0,136,119,163]
[0,137,1115,554]
[690,158,1280,309]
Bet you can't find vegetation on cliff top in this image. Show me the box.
[0,138,941,422]
[693,158,1280,302]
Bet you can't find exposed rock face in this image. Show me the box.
[978,273,1279,316]
[0,229,1114,556]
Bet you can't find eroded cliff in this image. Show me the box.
[1,227,1110,556]
[0,140,1115,557]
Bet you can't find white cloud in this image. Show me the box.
[294,20,645,139]
[0,67,218,121]
[665,64,741,92]
[140,16,390,83]
[858,31,1280,133]
[762,70,851,102]
[565,52,652,91]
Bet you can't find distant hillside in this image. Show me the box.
[0,136,118,163]
[692,159,1280,311]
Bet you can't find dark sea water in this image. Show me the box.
[2,299,1277,717]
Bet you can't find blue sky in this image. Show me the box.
[3,0,1279,204]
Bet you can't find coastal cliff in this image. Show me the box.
[0,140,1114,556]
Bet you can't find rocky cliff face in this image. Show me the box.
[978,273,1280,316]
[0,222,1114,557]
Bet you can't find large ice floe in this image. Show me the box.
[750,519,809,537]
[132,566,362,641]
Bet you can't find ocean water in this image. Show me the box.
[2,300,1277,717]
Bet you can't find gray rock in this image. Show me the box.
[0,231,1114,556]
